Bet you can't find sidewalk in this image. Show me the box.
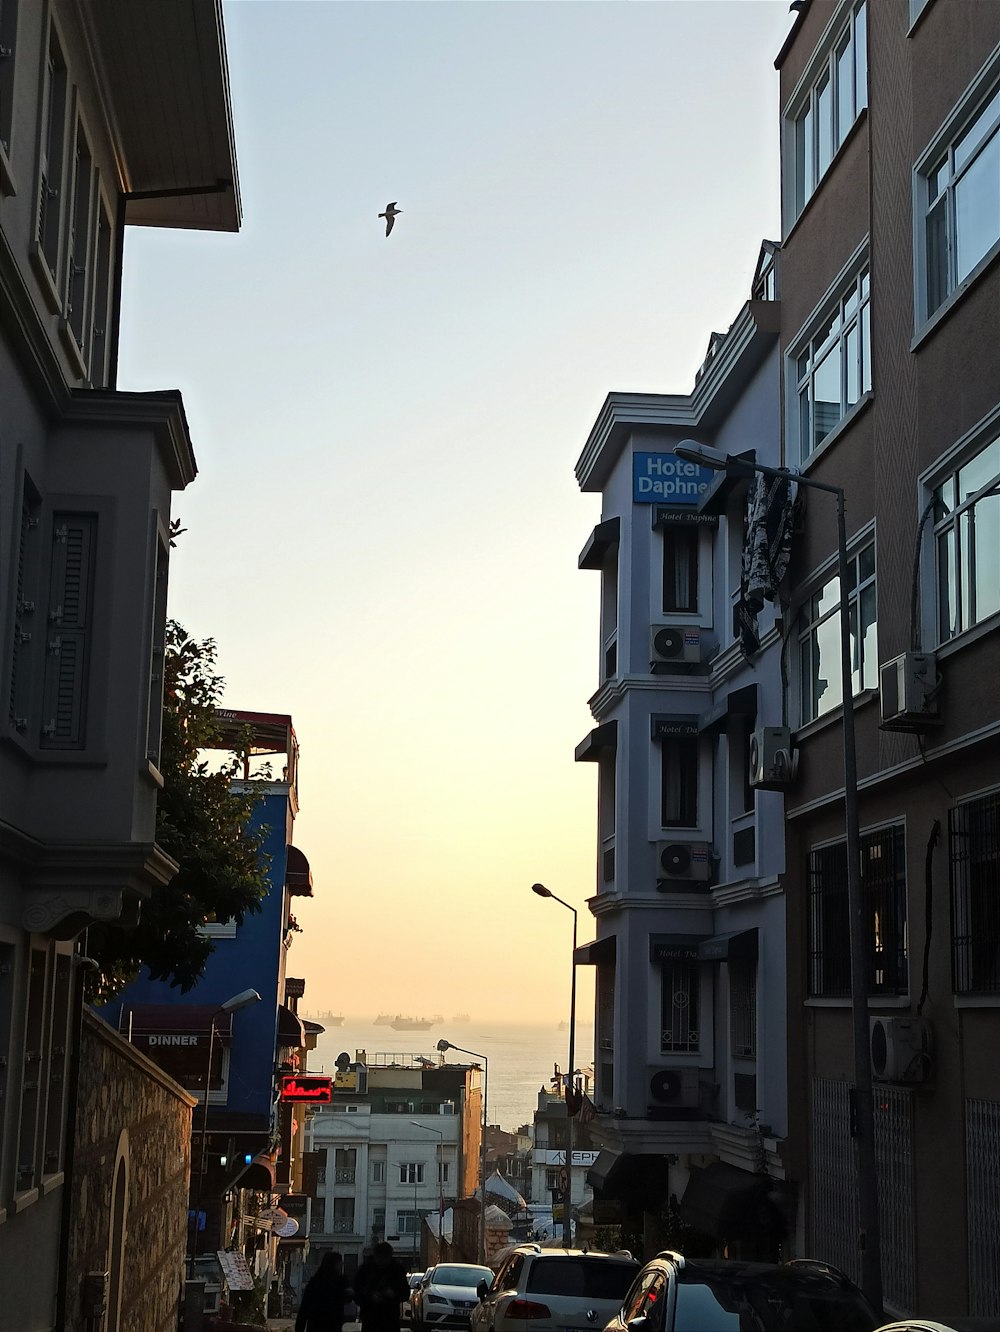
[268,1320,363,1331]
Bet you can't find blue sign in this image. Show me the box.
[633,452,715,505]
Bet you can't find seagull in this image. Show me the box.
[378,202,401,236]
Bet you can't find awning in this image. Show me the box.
[235,1153,277,1192]
[123,1004,233,1045]
[587,1149,623,1191]
[285,845,313,897]
[698,929,758,962]
[696,449,758,516]
[578,517,621,571]
[575,721,618,763]
[276,1005,306,1049]
[698,684,758,736]
[575,937,617,967]
[679,1161,770,1238]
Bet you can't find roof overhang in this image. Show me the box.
[578,517,621,570]
[84,0,241,232]
[574,936,617,967]
[574,720,618,763]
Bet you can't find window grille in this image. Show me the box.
[660,961,699,1053]
[729,959,757,1058]
[808,824,907,997]
[966,1099,1000,1316]
[874,1085,916,1313]
[951,791,1000,993]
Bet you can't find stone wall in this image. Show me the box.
[65,1011,195,1332]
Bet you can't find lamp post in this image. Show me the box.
[674,440,882,1311]
[189,989,262,1278]
[437,1039,487,1263]
[531,884,577,1248]
[411,1121,445,1260]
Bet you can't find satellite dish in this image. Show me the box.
[335,1051,352,1072]
[274,1215,300,1238]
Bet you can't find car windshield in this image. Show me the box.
[433,1266,492,1288]
[526,1258,638,1300]
[674,1267,876,1331]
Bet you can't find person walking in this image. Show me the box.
[353,1241,410,1332]
[296,1251,353,1332]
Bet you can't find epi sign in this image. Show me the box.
[633,452,714,505]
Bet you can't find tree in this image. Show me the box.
[86,621,270,1001]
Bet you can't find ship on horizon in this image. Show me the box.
[374,1013,392,1025]
[452,1013,470,1023]
[304,1010,345,1026]
[390,1013,443,1031]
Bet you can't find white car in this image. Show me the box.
[403,1272,425,1322]
[470,1246,639,1332]
[413,1263,495,1331]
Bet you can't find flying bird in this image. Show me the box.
[378,202,401,236]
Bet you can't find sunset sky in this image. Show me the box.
[116,0,792,1025]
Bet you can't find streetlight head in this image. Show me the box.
[531,883,552,898]
[674,440,728,470]
[436,1038,452,1052]
[220,988,262,1013]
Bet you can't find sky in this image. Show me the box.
[116,0,792,1026]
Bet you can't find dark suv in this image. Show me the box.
[603,1251,879,1332]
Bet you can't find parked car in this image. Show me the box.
[471,1245,640,1332]
[413,1264,496,1331]
[602,1250,878,1332]
[403,1272,425,1322]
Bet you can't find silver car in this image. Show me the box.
[471,1247,639,1332]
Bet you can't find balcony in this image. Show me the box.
[332,1218,356,1234]
[334,1168,356,1184]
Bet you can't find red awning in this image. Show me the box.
[238,1154,277,1191]
[285,845,313,896]
[277,1005,306,1049]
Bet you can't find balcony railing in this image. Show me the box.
[334,1168,356,1184]
[332,1218,355,1234]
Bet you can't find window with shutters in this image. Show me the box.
[8,481,41,737]
[40,512,96,750]
[0,0,18,191]
[17,949,46,1193]
[42,953,72,1176]
[34,26,68,295]
[90,198,114,387]
[63,118,99,365]
[145,529,169,769]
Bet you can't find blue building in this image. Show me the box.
[104,710,315,1268]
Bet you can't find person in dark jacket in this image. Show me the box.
[353,1241,410,1332]
[296,1251,352,1332]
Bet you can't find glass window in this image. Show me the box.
[934,434,1000,641]
[525,1258,639,1300]
[922,74,1000,317]
[399,1162,424,1184]
[798,541,877,723]
[661,961,700,1053]
[791,1,868,216]
[793,266,872,462]
[662,526,699,614]
[660,736,699,827]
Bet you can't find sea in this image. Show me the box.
[307,1017,593,1132]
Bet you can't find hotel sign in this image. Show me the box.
[633,453,715,505]
[280,1074,333,1104]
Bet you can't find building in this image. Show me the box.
[573,245,793,1257]
[774,0,1000,1318]
[529,1083,597,1234]
[0,3,239,1326]
[306,1051,483,1274]
[104,710,317,1308]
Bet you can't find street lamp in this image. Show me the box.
[189,989,262,1277]
[531,883,577,1248]
[437,1038,488,1263]
[674,439,882,1311]
[411,1122,446,1260]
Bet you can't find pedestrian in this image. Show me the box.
[353,1241,411,1332]
[296,1251,353,1332]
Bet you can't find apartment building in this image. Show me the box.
[0,3,239,1327]
[776,0,1000,1318]
[573,246,794,1258]
[306,1053,483,1274]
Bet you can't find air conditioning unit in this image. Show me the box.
[879,652,940,732]
[655,841,712,883]
[870,1016,932,1083]
[749,726,798,789]
[651,624,702,666]
[647,1066,700,1109]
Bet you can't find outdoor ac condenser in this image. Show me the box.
[870,1016,932,1083]
[879,652,940,732]
[749,726,798,789]
[650,623,702,666]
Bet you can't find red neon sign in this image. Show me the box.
[280,1074,333,1103]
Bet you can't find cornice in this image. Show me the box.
[64,389,198,489]
[588,673,714,722]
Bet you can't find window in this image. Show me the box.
[967,1098,1000,1316]
[793,265,871,461]
[545,1168,559,1191]
[64,118,98,358]
[332,1197,355,1233]
[371,1160,386,1183]
[798,540,876,723]
[7,480,40,735]
[42,953,72,1175]
[335,1147,356,1183]
[40,513,97,749]
[660,737,699,827]
[372,1207,386,1234]
[399,1162,423,1185]
[396,1210,420,1235]
[0,0,18,177]
[791,1,868,216]
[17,949,47,1191]
[36,27,69,288]
[922,68,1000,319]
[662,527,699,613]
[661,960,699,1053]
[90,199,114,386]
[950,790,1000,994]
[437,1161,449,1184]
[730,959,757,1058]
[808,824,907,997]
[934,433,1000,641]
